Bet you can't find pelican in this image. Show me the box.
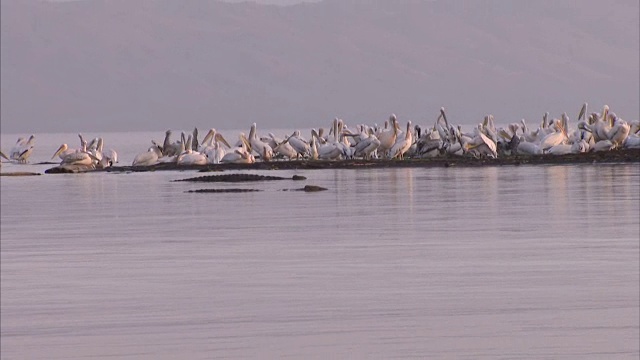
[377,114,400,157]
[516,138,542,155]
[162,130,183,157]
[441,126,464,156]
[464,125,497,158]
[314,118,345,160]
[591,139,615,152]
[132,144,163,166]
[623,134,640,149]
[547,144,573,155]
[346,127,380,159]
[9,135,35,163]
[272,134,298,159]
[103,148,118,165]
[192,128,200,151]
[592,105,611,142]
[389,120,413,159]
[435,107,451,141]
[89,137,104,163]
[284,130,310,159]
[52,144,76,160]
[415,127,443,158]
[481,115,498,145]
[607,117,630,147]
[52,133,86,160]
[220,149,255,164]
[248,123,273,161]
[540,115,568,152]
[177,150,207,165]
[520,119,540,143]
[201,128,231,164]
[60,139,97,166]
[176,135,207,165]
[309,136,319,160]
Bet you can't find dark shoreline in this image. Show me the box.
[40,148,640,174]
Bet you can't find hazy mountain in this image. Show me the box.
[1,0,638,133]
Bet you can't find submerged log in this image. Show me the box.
[186,188,262,193]
[0,172,41,176]
[175,174,307,182]
[282,185,329,192]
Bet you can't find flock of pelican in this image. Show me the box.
[2,103,639,168]
[129,103,640,165]
[1,135,35,164]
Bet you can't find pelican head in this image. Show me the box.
[602,105,610,124]
[215,133,231,148]
[52,144,69,159]
[202,128,216,146]
[440,107,449,128]
[578,102,587,121]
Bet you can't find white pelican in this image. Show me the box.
[132,144,163,166]
[464,125,497,158]
[547,144,573,155]
[540,115,568,152]
[314,118,345,160]
[415,127,443,158]
[220,148,255,164]
[176,135,207,165]
[572,139,590,153]
[623,134,640,149]
[191,128,200,151]
[377,114,400,157]
[203,142,226,164]
[9,135,35,163]
[389,120,413,159]
[60,139,97,166]
[201,128,231,164]
[309,136,319,160]
[52,133,87,160]
[52,144,76,160]
[346,127,380,159]
[520,119,541,143]
[608,117,630,147]
[248,123,273,161]
[272,134,298,159]
[177,151,207,165]
[316,141,343,160]
[162,130,183,157]
[591,105,611,142]
[516,138,542,155]
[284,130,310,159]
[103,148,118,165]
[481,115,498,145]
[592,139,615,152]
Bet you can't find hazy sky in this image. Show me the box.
[1,0,638,134]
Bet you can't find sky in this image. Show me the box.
[1,0,638,134]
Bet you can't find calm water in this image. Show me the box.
[1,132,639,359]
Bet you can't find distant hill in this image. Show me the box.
[1,0,638,133]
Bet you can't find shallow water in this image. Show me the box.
[1,133,639,359]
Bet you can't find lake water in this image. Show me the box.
[1,132,639,359]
